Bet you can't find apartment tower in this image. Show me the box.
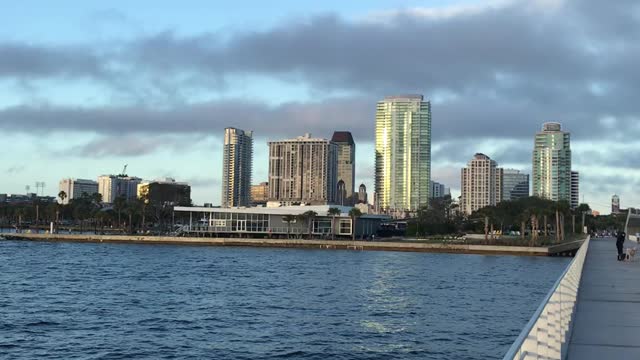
[532,122,572,202]
[571,171,580,209]
[374,95,431,213]
[268,134,337,205]
[461,153,502,215]
[331,131,356,206]
[222,127,253,208]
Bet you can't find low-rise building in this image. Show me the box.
[137,178,191,206]
[173,205,390,239]
[98,175,142,203]
[58,178,99,204]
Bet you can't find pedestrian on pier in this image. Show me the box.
[616,231,626,261]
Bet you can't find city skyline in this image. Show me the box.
[1,0,637,214]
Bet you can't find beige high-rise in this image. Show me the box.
[268,134,337,205]
[461,153,502,215]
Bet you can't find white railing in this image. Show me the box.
[503,236,590,360]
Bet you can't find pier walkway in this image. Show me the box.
[567,237,640,359]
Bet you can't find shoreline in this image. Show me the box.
[1,233,584,257]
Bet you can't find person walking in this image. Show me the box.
[616,230,626,261]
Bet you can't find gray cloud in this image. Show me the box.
[0,98,374,140]
[6,165,25,174]
[0,43,105,79]
[60,135,208,158]
[1,0,639,143]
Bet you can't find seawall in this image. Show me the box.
[0,233,581,256]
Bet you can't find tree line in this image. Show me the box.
[0,191,178,234]
[407,195,625,245]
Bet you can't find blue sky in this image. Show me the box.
[1,0,639,214]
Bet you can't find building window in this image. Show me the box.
[312,219,332,234]
[338,219,352,235]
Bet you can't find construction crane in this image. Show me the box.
[119,164,128,177]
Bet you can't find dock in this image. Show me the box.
[567,237,640,358]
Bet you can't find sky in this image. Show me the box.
[1,0,639,214]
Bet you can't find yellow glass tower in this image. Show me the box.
[374,95,431,213]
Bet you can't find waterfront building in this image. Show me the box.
[331,131,356,206]
[430,181,450,199]
[137,178,191,206]
[268,134,338,205]
[375,95,431,213]
[222,127,253,208]
[532,122,572,202]
[250,182,269,206]
[357,184,368,204]
[98,175,142,203]
[173,205,389,238]
[58,178,99,204]
[612,195,620,214]
[502,169,530,201]
[461,153,502,215]
[571,171,579,209]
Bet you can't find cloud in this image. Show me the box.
[0,43,106,79]
[6,165,25,174]
[0,97,374,140]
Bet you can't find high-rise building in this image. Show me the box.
[358,184,368,204]
[461,153,502,215]
[375,95,431,212]
[268,134,338,205]
[250,182,269,206]
[137,178,191,206]
[222,128,253,208]
[612,195,620,214]
[532,122,572,202]
[502,169,530,201]
[430,181,450,199]
[331,131,356,206]
[98,175,142,203]
[58,178,99,204]
[571,171,579,209]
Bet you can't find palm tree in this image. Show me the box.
[282,215,296,238]
[114,196,127,229]
[297,211,318,239]
[327,207,342,240]
[348,208,362,241]
[58,191,67,204]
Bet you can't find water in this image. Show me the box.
[0,240,569,359]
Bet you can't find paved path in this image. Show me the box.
[568,237,640,359]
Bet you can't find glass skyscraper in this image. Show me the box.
[375,95,431,213]
[532,122,571,202]
[502,169,530,201]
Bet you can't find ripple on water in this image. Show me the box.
[0,240,569,360]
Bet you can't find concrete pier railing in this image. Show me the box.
[503,236,590,360]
